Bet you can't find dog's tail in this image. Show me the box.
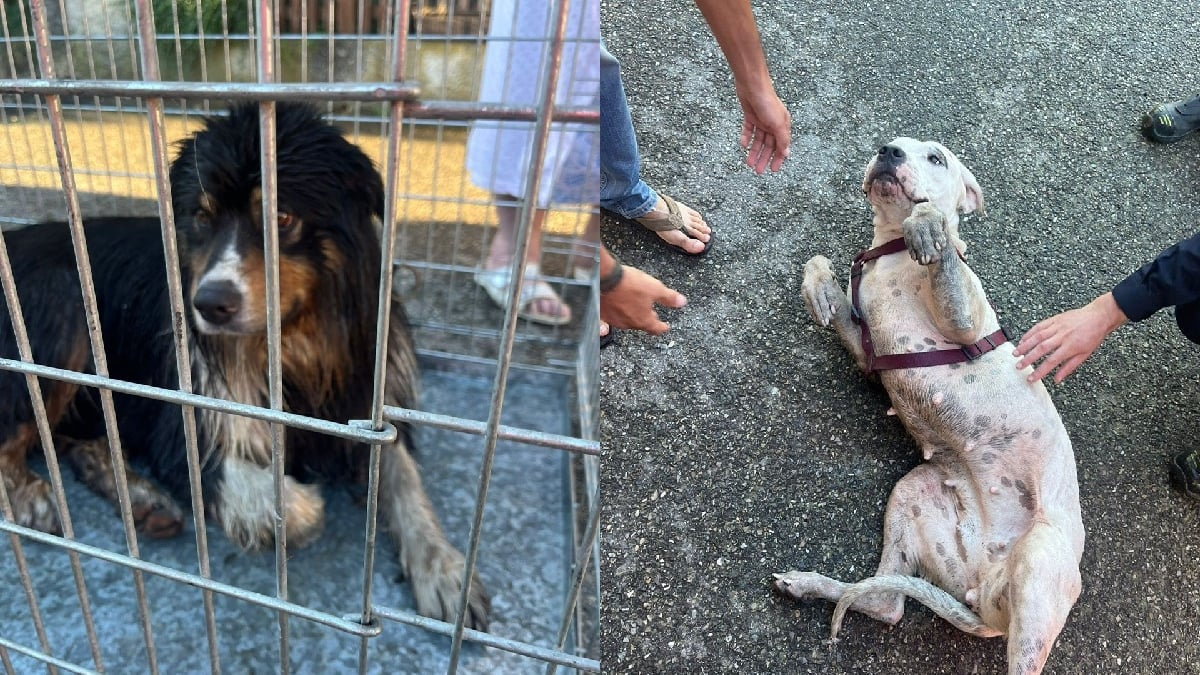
[831,574,1003,639]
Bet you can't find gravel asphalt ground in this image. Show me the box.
[600,2,1200,673]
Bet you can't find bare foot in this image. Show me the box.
[478,261,571,325]
[634,195,712,254]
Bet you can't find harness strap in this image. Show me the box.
[850,236,1011,373]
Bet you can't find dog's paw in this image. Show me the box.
[407,543,491,632]
[6,474,62,536]
[218,468,325,550]
[902,203,949,265]
[801,256,848,327]
[772,570,825,600]
[131,492,185,539]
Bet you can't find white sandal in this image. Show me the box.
[473,263,572,326]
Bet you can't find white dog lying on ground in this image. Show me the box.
[774,137,1084,675]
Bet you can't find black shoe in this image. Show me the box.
[1170,449,1200,500]
[1142,94,1200,143]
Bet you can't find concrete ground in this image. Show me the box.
[600,1,1200,673]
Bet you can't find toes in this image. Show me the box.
[133,500,184,538]
[531,297,571,322]
[675,202,711,237]
[656,229,707,254]
[9,477,62,535]
[408,546,492,631]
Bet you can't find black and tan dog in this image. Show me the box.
[0,102,489,629]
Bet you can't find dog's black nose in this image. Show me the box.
[876,144,906,166]
[192,281,242,325]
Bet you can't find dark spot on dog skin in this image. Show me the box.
[935,542,946,557]
[954,530,968,563]
[1031,429,1042,439]
[1014,479,1035,511]
[888,279,898,287]
[988,428,1019,452]
[892,288,902,297]
[975,415,991,428]
[948,362,961,370]
[923,337,937,345]
[1001,476,1012,487]
[962,373,977,384]
[981,452,995,464]
[900,551,908,564]
[897,335,910,345]
[912,505,922,517]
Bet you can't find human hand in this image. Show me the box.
[736,83,791,174]
[1012,292,1128,384]
[600,264,687,335]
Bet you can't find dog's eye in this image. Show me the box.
[928,153,944,166]
[195,211,211,225]
[277,212,295,230]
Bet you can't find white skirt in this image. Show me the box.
[465,0,600,208]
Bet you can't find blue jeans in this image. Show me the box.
[600,43,656,219]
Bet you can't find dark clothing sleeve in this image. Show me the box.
[1111,231,1200,322]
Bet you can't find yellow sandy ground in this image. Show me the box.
[0,110,589,236]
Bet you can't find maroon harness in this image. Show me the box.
[850,236,1011,373]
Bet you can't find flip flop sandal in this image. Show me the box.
[632,194,713,256]
[1142,94,1200,144]
[473,263,572,327]
[1171,449,1200,501]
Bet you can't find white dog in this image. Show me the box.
[774,138,1084,675]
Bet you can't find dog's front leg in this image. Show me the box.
[802,255,868,372]
[378,312,490,630]
[902,203,991,344]
[378,439,490,630]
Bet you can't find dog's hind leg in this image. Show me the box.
[902,202,992,344]
[0,422,61,534]
[1003,520,1081,675]
[61,437,184,538]
[773,497,919,626]
[0,365,92,535]
[774,464,946,627]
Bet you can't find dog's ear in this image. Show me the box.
[957,164,986,216]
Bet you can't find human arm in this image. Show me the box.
[1015,232,1200,382]
[1110,230,1200,321]
[598,246,687,335]
[693,0,791,174]
[1012,292,1128,383]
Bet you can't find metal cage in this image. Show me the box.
[0,0,599,672]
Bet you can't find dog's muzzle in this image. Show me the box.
[192,280,243,328]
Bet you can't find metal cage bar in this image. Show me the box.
[28,1,160,670]
[129,0,222,669]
